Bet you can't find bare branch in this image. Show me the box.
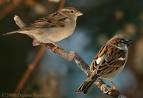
[74,54,90,75]
[13,3,126,98]
[45,43,90,76]
[95,79,126,98]
[45,43,126,98]
[0,1,22,20]
[13,15,125,97]
[59,0,65,9]
[15,47,46,93]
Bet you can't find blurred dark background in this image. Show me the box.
[0,0,143,98]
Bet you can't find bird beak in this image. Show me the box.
[76,11,83,16]
[127,40,133,46]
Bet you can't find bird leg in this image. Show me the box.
[32,40,41,46]
[109,81,118,90]
[95,79,121,97]
[98,78,118,92]
[105,79,118,90]
[46,42,61,52]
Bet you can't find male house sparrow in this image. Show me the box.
[76,33,133,94]
[3,7,83,46]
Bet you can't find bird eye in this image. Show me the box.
[120,39,127,44]
[120,38,124,41]
[121,40,124,43]
[70,10,74,13]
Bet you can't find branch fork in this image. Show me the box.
[14,15,126,98]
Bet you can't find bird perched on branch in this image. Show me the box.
[3,7,83,46]
[76,33,133,94]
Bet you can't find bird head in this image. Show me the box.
[118,38,133,47]
[109,33,133,49]
[59,7,83,18]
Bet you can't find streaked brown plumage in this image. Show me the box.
[76,33,132,94]
[3,7,83,46]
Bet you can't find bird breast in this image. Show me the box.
[40,19,76,42]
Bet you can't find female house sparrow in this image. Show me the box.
[3,7,83,46]
[76,33,133,94]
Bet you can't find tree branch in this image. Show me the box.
[15,47,46,93]
[45,43,90,75]
[13,5,126,98]
[95,79,126,98]
[44,43,126,98]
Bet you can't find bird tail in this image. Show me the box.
[76,77,97,94]
[2,31,20,36]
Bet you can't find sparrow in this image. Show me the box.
[3,7,83,46]
[76,33,133,94]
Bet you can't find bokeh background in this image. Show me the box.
[0,0,143,98]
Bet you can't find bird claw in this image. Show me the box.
[32,40,40,46]
[109,81,118,90]
[48,42,60,52]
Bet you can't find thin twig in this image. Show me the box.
[15,47,46,93]
[0,4,16,20]
[59,0,65,9]
[0,1,22,20]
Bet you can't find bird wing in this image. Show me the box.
[29,11,69,29]
[90,43,127,76]
[90,45,107,71]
